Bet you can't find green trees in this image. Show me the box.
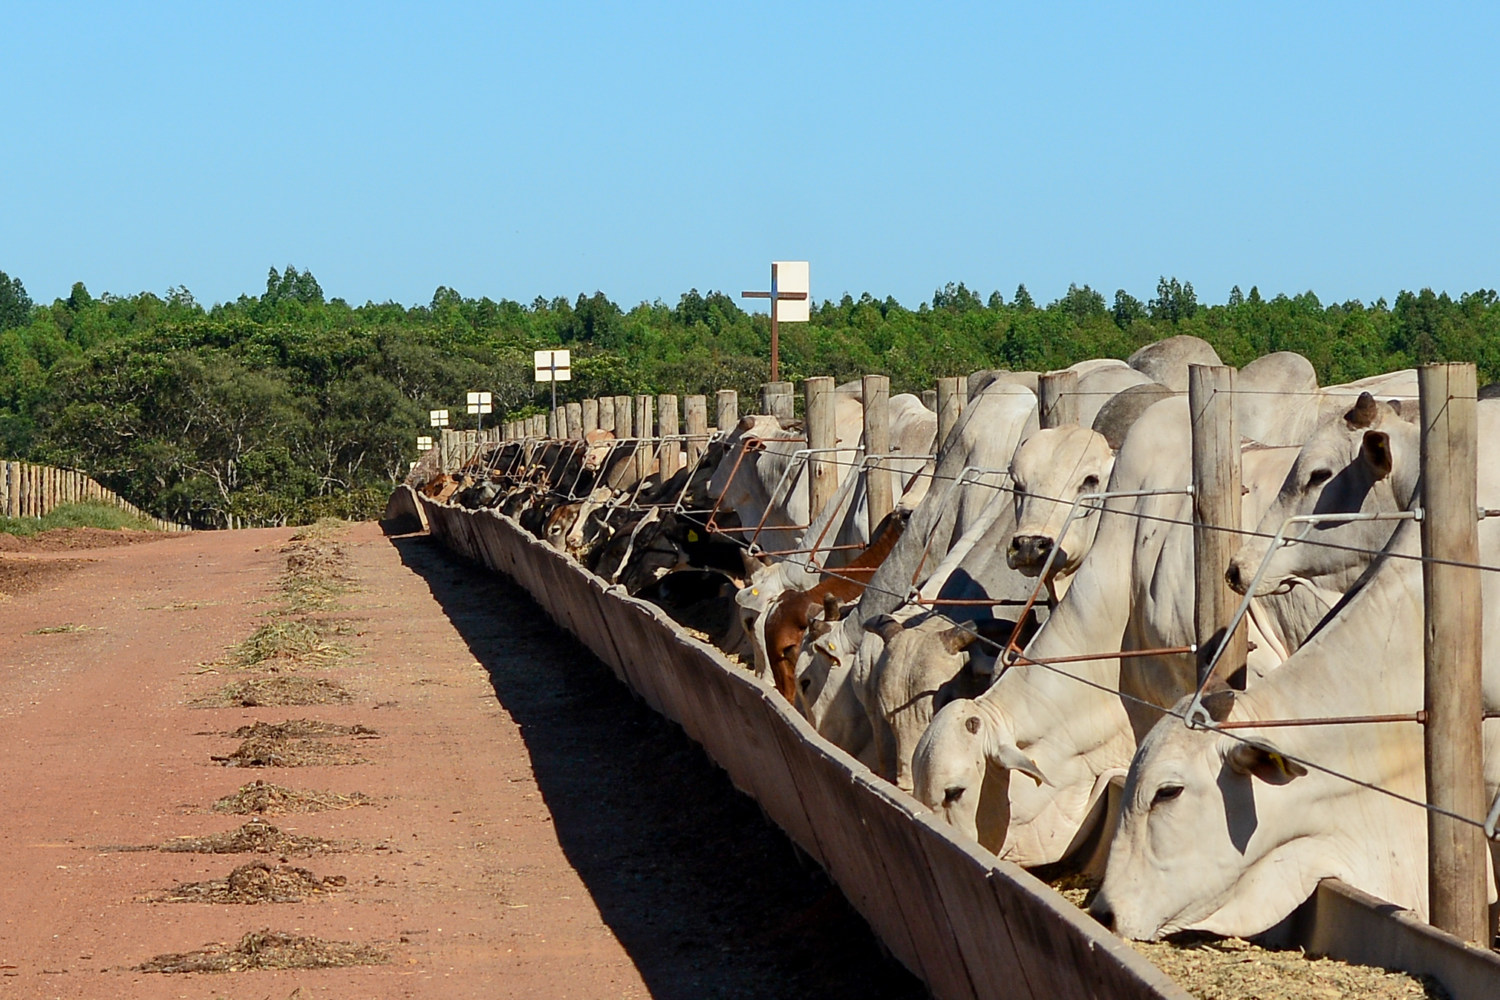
[0,271,33,331]
[0,265,1496,528]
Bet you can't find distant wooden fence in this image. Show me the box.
[0,461,189,532]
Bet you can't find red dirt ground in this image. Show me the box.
[0,522,921,999]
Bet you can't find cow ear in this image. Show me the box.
[1202,687,1236,722]
[1222,738,1307,784]
[1362,430,1393,480]
[739,549,771,579]
[822,594,844,623]
[865,615,905,643]
[940,624,981,655]
[994,742,1050,786]
[1344,391,1379,429]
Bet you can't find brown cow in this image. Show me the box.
[762,509,909,702]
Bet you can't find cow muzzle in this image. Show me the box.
[1007,534,1055,575]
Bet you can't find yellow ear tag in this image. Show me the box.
[751,589,759,596]
[687,529,699,542]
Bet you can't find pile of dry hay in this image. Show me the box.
[228,718,376,739]
[212,735,365,768]
[148,860,347,904]
[157,819,346,856]
[138,928,386,973]
[212,780,371,816]
[194,675,352,707]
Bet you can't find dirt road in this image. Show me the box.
[0,522,920,999]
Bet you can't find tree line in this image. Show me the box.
[0,266,1495,528]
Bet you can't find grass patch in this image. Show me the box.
[212,780,372,815]
[0,501,159,537]
[147,860,346,904]
[138,928,387,973]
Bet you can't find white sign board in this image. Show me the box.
[773,261,810,323]
[416,435,434,451]
[534,349,572,382]
[429,409,450,427]
[466,390,492,415]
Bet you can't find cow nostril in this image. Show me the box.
[1089,901,1116,931]
[1226,563,1243,591]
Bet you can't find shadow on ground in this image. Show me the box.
[391,532,926,1000]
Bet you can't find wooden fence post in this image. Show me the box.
[716,389,739,434]
[1188,364,1246,688]
[1038,369,1080,429]
[582,398,599,435]
[598,398,616,433]
[566,402,583,440]
[862,374,893,537]
[684,395,708,467]
[634,395,655,483]
[922,388,938,412]
[1418,361,1488,943]
[805,377,837,523]
[610,396,628,441]
[658,394,679,480]
[761,381,794,423]
[935,377,966,462]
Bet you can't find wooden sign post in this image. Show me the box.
[742,261,809,383]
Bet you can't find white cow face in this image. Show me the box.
[913,699,992,843]
[1091,707,1310,941]
[1007,427,1114,582]
[706,415,783,505]
[1227,393,1418,598]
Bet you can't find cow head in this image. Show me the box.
[1006,427,1115,587]
[706,414,784,510]
[1089,695,1330,940]
[1226,393,1419,599]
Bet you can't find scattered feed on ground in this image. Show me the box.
[227,719,376,739]
[228,619,343,668]
[1048,875,1446,999]
[211,780,372,815]
[146,860,347,904]
[277,519,354,613]
[137,929,387,973]
[155,819,348,856]
[193,675,353,707]
[212,735,365,768]
[28,622,94,634]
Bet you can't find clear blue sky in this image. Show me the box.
[4,2,1497,312]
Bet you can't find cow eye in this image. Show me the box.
[943,786,965,806]
[1151,784,1184,805]
[799,676,812,692]
[1306,468,1333,489]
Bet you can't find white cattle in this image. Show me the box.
[1226,392,1421,640]
[1005,425,1116,599]
[706,390,866,555]
[789,383,1038,752]
[1093,518,1500,940]
[910,397,1310,860]
[1125,335,1222,392]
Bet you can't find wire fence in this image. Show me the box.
[439,398,1500,842]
